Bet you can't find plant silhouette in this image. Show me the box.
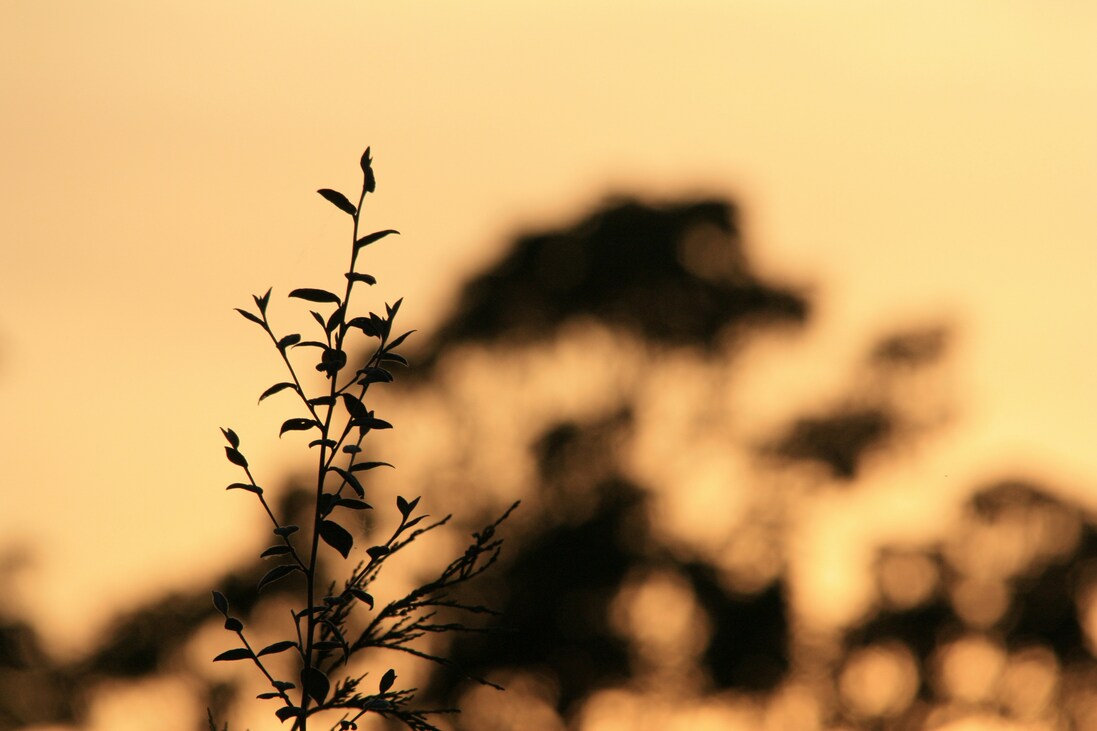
[206,149,517,730]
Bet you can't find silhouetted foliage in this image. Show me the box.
[414,197,806,724]
[870,325,949,367]
[835,480,1097,728]
[688,565,790,692]
[0,619,81,727]
[204,150,519,731]
[422,198,806,363]
[772,408,892,480]
[2,188,1093,731]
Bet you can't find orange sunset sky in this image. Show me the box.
[0,2,1095,728]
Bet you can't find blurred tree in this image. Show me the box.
[410,198,807,723]
[422,198,805,356]
[836,481,1097,730]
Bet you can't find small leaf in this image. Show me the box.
[254,287,272,314]
[308,395,336,407]
[351,461,394,472]
[301,666,331,704]
[385,330,416,351]
[328,466,364,498]
[326,305,345,334]
[358,367,393,385]
[318,492,338,517]
[387,298,403,319]
[345,272,377,286]
[272,680,296,691]
[227,482,262,495]
[367,546,390,561]
[308,438,338,450]
[341,393,368,420]
[348,588,374,608]
[260,545,292,558]
[347,317,379,337]
[274,525,299,537]
[343,444,361,454]
[337,498,372,511]
[275,706,302,722]
[258,382,296,403]
[256,691,281,699]
[211,590,229,616]
[310,310,327,329]
[354,229,399,251]
[220,428,240,449]
[294,605,329,619]
[365,416,393,430]
[379,668,397,693]
[258,564,301,591]
[380,352,408,367]
[213,647,254,662]
[372,312,391,339]
[225,447,248,468]
[321,617,348,646]
[224,617,243,632]
[277,333,301,350]
[317,348,347,375]
[235,308,265,327]
[320,519,353,559]
[317,188,357,216]
[403,515,427,529]
[313,640,341,651]
[257,640,299,657]
[279,418,318,437]
[289,287,342,304]
[397,495,420,518]
[361,147,376,193]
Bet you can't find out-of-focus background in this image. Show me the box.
[1,2,1095,729]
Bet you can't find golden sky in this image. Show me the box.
[0,0,1095,704]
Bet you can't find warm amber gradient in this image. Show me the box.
[1,2,1094,729]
